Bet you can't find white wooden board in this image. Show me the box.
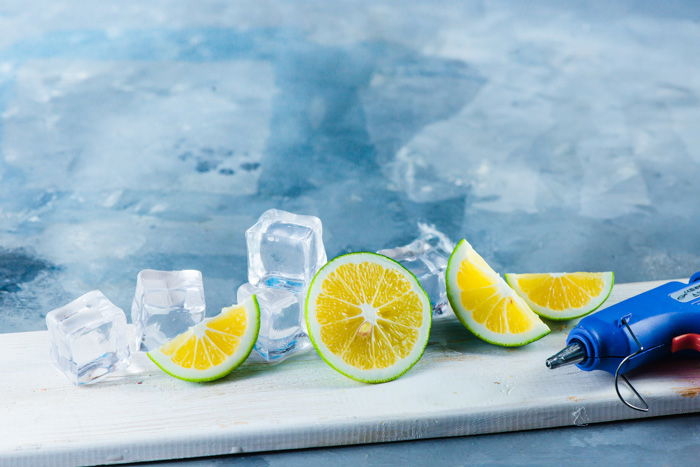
[3,279,700,466]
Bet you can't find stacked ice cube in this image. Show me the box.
[378,223,455,316]
[240,209,327,362]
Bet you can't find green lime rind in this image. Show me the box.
[445,239,550,347]
[147,295,260,383]
[305,251,432,384]
[504,271,615,321]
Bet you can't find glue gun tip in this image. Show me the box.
[545,356,561,369]
[545,342,586,370]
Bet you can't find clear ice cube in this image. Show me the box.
[246,209,327,291]
[378,223,455,316]
[237,282,309,362]
[46,290,130,385]
[131,269,206,351]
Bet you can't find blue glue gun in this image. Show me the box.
[546,272,700,411]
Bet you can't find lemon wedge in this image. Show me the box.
[147,296,260,382]
[505,271,614,320]
[446,239,550,346]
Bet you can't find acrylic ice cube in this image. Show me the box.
[237,282,309,362]
[131,269,206,351]
[246,209,327,291]
[378,223,455,316]
[46,290,130,385]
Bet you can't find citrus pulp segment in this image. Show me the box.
[305,252,431,383]
[504,271,614,320]
[445,239,550,346]
[147,295,260,382]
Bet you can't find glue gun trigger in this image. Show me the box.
[671,334,700,353]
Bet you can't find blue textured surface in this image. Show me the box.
[2,0,700,464]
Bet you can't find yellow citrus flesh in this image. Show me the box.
[161,305,247,370]
[446,240,550,346]
[148,296,260,382]
[318,262,421,369]
[505,272,614,320]
[306,253,431,383]
[456,252,535,333]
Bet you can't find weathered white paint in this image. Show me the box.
[2,279,700,466]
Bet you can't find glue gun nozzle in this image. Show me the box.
[546,341,586,369]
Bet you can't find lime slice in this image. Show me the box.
[446,239,550,346]
[504,271,614,321]
[147,296,260,382]
[305,252,431,383]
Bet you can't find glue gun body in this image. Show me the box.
[547,272,700,375]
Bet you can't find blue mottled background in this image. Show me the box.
[1,0,700,333]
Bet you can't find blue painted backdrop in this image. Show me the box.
[1,0,700,331]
